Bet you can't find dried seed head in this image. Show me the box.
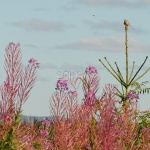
[124,19,130,26]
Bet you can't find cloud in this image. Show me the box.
[84,20,148,34]
[63,5,78,11]
[23,44,39,49]
[37,75,51,82]
[13,18,73,32]
[33,8,50,12]
[56,36,150,52]
[72,0,150,8]
[40,63,58,70]
[142,0,150,3]
[59,63,85,71]
[85,20,122,32]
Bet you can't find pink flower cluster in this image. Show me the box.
[28,58,40,68]
[4,81,13,90]
[142,127,150,132]
[55,79,68,91]
[84,91,96,106]
[39,129,49,137]
[85,65,98,74]
[41,118,50,126]
[8,42,20,52]
[127,91,139,99]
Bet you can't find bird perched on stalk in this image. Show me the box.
[124,19,131,26]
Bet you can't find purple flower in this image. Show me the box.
[84,143,91,149]
[84,91,96,106]
[127,91,139,99]
[39,129,49,137]
[28,58,40,68]
[85,65,98,74]
[44,141,52,149]
[41,118,50,126]
[120,130,124,134]
[141,127,150,132]
[55,79,68,91]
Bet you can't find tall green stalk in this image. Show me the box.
[99,19,150,108]
[125,25,129,97]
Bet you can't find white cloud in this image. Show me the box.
[142,0,150,3]
[23,44,39,49]
[85,20,122,32]
[33,8,50,12]
[40,63,58,70]
[63,5,78,11]
[13,18,72,32]
[72,0,149,8]
[84,20,148,34]
[37,75,51,82]
[59,63,85,71]
[56,36,150,52]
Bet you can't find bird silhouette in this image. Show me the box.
[124,19,131,26]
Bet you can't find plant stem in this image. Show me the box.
[128,56,149,85]
[114,62,126,86]
[129,61,135,82]
[125,25,129,97]
[99,59,121,83]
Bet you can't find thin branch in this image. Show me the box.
[131,67,150,85]
[99,59,121,83]
[128,56,149,85]
[114,62,126,86]
[104,57,122,79]
[129,61,135,83]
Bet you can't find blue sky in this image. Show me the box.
[0,0,149,116]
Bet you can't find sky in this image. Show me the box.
[0,0,150,116]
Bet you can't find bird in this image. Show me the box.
[124,19,131,26]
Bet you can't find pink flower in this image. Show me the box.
[84,143,91,149]
[28,58,40,68]
[68,90,77,96]
[44,141,52,149]
[8,42,20,52]
[85,65,98,74]
[120,130,125,134]
[24,135,32,142]
[55,79,68,91]
[4,81,12,88]
[142,127,150,132]
[127,91,139,99]
[41,118,50,126]
[84,91,96,106]
[39,129,49,137]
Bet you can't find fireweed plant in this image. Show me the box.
[0,43,40,149]
[49,65,145,149]
[0,21,150,149]
[99,20,150,110]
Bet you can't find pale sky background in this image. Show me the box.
[0,0,149,116]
